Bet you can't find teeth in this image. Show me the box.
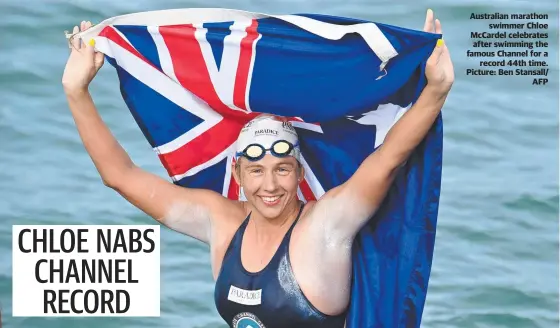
[262,196,280,202]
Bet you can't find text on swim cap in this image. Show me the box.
[254,129,278,136]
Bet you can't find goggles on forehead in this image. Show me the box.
[236,140,299,162]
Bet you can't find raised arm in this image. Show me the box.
[310,10,454,240]
[62,21,235,244]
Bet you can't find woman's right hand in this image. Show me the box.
[62,21,104,94]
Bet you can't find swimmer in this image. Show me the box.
[62,9,453,328]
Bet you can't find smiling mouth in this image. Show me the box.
[260,195,282,205]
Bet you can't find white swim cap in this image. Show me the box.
[235,115,300,162]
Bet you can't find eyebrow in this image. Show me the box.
[277,162,295,167]
[244,162,294,169]
[245,164,264,170]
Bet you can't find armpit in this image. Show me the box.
[307,189,374,246]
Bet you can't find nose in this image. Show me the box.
[262,170,278,193]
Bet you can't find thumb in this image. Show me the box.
[428,39,444,64]
[85,38,96,56]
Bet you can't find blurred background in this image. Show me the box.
[0,0,558,327]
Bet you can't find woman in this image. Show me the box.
[62,9,453,328]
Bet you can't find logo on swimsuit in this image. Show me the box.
[232,312,266,328]
[228,285,262,305]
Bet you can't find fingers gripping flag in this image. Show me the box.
[74,8,442,327]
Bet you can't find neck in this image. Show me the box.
[247,199,301,243]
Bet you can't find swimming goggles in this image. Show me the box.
[236,140,299,161]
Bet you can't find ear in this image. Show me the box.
[232,158,242,185]
[297,163,305,183]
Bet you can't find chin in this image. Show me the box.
[257,203,285,220]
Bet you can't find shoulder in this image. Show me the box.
[291,200,319,241]
[299,200,318,221]
[210,200,250,279]
[212,200,248,235]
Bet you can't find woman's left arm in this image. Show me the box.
[310,10,454,240]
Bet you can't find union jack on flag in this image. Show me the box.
[77,8,443,328]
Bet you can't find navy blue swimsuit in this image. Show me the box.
[214,203,347,328]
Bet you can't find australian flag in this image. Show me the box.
[81,8,443,327]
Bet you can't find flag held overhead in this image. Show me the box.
[69,8,443,328]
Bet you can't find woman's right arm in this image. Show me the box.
[62,22,235,244]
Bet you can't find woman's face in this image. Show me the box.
[234,154,302,220]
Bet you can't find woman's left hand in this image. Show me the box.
[424,9,454,95]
